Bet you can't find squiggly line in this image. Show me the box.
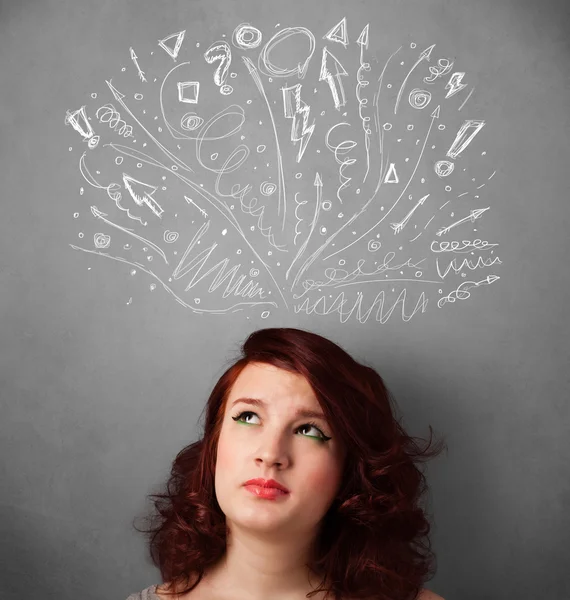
[438,275,500,308]
[287,173,322,286]
[192,107,287,253]
[430,239,498,254]
[294,289,429,324]
[292,192,307,246]
[294,252,427,299]
[95,104,134,138]
[436,255,502,279]
[325,122,357,204]
[356,24,372,183]
[214,147,288,252]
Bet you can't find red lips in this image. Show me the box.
[244,478,289,493]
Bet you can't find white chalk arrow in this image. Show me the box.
[319,47,348,110]
[436,207,490,236]
[122,174,164,218]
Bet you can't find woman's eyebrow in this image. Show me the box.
[230,397,326,421]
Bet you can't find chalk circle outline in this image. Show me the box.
[232,23,263,50]
[408,88,432,109]
[434,160,455,178]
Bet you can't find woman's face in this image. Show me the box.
[214,361,346,540]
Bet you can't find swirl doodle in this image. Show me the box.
[95,104,134,138]
[94,233,111,249]
[164,230,179,243]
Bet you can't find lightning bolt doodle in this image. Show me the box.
[282,84,316,163]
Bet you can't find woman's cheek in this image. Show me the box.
[304,461,342,496]
[216,435,236,472]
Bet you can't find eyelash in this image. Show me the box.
[231,410,332,442]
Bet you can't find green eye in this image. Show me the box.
[231,411,331,442]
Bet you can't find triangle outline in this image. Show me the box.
[323,18,349,47]
[158,30,186,60]
[384,163,399,184]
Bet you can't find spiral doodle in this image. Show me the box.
[94,233,111,249]
[249,268,260,277]
[260,181,277,196]
[180,112,204,131]
[367,239,381,252]
[164,230,179,243]
[408,88,432,109]
[95,104,133,137]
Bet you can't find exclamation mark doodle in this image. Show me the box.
[446,119,485,159]
[434,119,486,177]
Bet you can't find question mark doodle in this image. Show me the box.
[204,41,233,95]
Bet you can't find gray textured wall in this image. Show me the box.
[1,0,569,598]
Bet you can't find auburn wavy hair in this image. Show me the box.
[134,327,447,600]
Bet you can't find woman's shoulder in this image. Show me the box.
[417,589,445,600]
[125,584,160,600]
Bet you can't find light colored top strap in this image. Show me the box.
[125,584,160,600]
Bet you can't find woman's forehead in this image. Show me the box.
[232,362,310,389]
[227,362,319,407]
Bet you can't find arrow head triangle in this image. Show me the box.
[320,47,348,79]
[357,24,370,48]
[420,43,436,61]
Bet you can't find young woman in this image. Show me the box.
[126,327,446,600]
